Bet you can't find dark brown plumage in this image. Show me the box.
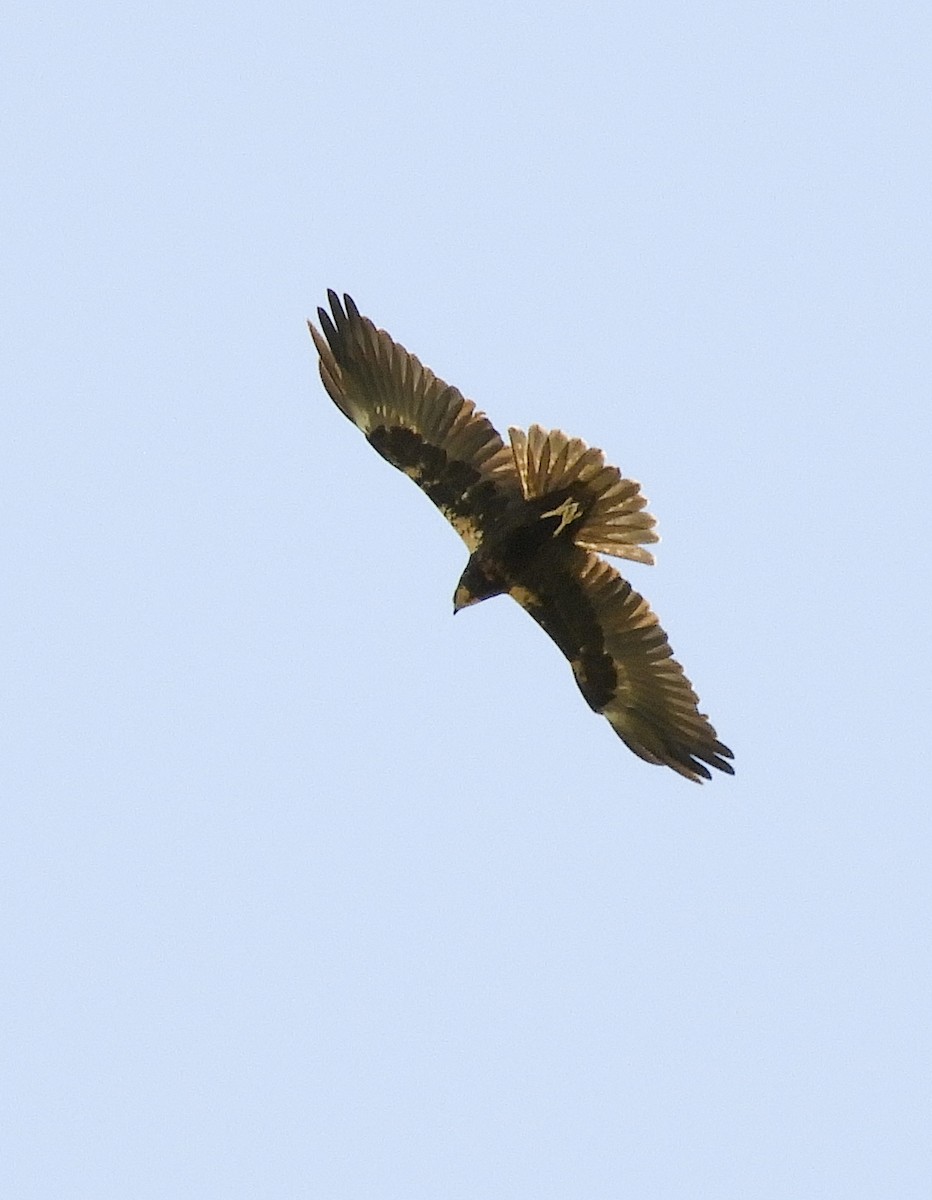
[309,291,733,782]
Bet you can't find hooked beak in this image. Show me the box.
[453,584,476,614]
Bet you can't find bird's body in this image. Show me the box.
[309,291,733,782]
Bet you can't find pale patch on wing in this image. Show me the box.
[441,507,485,552]
[508,583,543,611]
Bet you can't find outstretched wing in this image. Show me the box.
[309,291,520,550]
[510,548,733,782]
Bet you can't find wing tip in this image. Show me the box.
[606,704,735,784]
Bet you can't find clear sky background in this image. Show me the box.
[4,2,930,1196]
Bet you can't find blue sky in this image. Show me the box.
[4,1,930,1196]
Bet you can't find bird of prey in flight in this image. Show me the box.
[309,291,733,782]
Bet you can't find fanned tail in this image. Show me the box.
[508,424,659,565]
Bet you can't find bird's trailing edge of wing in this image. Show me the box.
[508,424,659,565]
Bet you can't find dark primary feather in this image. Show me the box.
[309,291,733,783]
